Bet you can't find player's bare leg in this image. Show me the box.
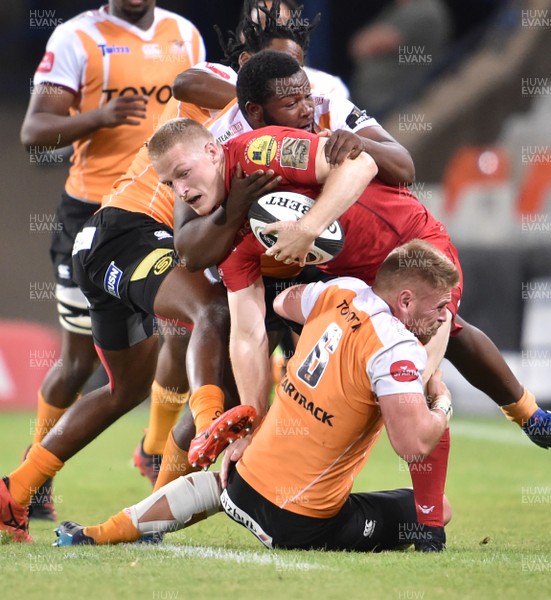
[446,316,523,405]
[154,267,229,394]
[43,339,160,461]
[40,329,98,410]
[1,337,159,542]
[28,319,99,520]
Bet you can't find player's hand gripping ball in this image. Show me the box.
[248,191,345,264]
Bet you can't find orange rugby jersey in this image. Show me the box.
[33,6,205,203]
[237,277,427,519]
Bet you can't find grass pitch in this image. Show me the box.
[1,408,549,600]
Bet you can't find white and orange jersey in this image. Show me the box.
[313,94,377,132]
[238,277,427,519]
[303,65,350,99]
[34,5,205,203]
[189,61,238,85]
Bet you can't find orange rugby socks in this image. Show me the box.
[143,381,189,455]
[189,385,225,434]
[9,444,64,506]
[32,390,68,444]
[153,430,197,491]
[83,511,140,545]
[501,388,538,426]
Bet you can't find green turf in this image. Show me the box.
[1,409,549,600]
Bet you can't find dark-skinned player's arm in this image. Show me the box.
[21,84,147,149]
[172,68,236,110]
[173,164,281,271]
[321,124,415,186]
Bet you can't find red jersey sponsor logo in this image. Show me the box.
[205,62,231,80]
[246,135,277,167]
[390,360,420,382]
[280,137,310,170]
[37,51,54,73]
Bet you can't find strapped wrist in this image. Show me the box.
[431,394,452,423]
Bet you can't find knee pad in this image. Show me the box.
[127,471,222,536]
[56,284,92,335]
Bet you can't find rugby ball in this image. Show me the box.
[248,191,345,265]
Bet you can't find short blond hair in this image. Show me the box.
[147,118,214,162]
[374,239,459,292]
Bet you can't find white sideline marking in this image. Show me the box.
[141,543,325,570]
[451,421,532,446]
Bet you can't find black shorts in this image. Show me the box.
[72,208,178,351]
[263,276,303,333]
[50,192,100,286]
[222,468,417,552]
